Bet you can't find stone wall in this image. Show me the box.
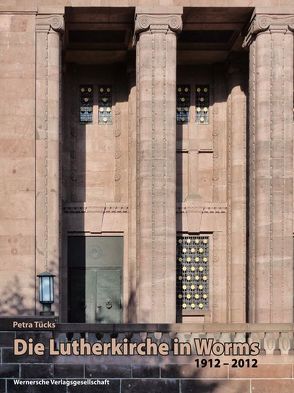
[0,13,36,316]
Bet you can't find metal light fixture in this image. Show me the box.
[37,271,55,316]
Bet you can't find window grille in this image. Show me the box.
[98,86,112,124]
[79,85,93,123]
[177,85,190,124]
[196,85,209,124]
[176,234,209,311]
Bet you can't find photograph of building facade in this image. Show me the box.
[1,2,294,391]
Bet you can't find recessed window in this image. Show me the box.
[196,85,209,124]
[79,85,93,123]
[98,86,112,125]
[177,234,209,312]
[177,85,190,124]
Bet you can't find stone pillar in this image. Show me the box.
[134,8,182,322]
[35,15,64,314]
[244,12,294,322]
[226,57,247,323]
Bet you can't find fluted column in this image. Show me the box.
[226,57,247,323]
[35,15,64,313]
[244,12,294,322]
[134,8,182,322]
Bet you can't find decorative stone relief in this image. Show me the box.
[36,14,65,33]
[135,14,182,35]
[243,14,294,47]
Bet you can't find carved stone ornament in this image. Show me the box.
[135,13,182,36]
[243,14,294,47]
[36,14,65,34]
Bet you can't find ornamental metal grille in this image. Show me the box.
[176,85,190,124]
[98,86,112,124]
[196,85,209,124]
[80,85,93,123]
[176,234,209,311]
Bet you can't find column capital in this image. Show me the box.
[134,7,183,36]
[243,12,294,47]
[36,14,64,34]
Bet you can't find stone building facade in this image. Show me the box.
[0,1,293,327]
[1,2,294,393]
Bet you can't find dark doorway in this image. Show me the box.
[68,236,123,323]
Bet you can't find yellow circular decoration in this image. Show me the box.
[191,266,195,272]
[195,257,200,262]
[81,88,85,92]
[198,248,204,253]
[200,117,205,122]
[191,303,196,309]
[103,117,108,122]
[181,97,185,102]
[182,267,187,272]
[203,257,208,262]
[178,276,182,281]
[182,285,187,290]
[204,88,208,92]
[199,266,204,272]
[199,285,203,290]
[107,88,111,92]
[178,294,182,299]
[178,239,182,243]
[187,239,191,244]
[195,275,200,281]
[191,248,195,253]
[196,107,201,112]
[186,294,191,299]
[195,294,200,299]
[197,88,201,92]
[107,107,111,112]
[203,239,208,244]
[183,248,187,253]
[199,303,204,309]
[187,257,191,262]
[203,294,208,299]
[182,303,187,309]
[203,276,208,281]
[195,239,200,244]
[87,87,92,92]
[99,107,104,112]
[178,87,182,92]
[100,88,104,92]
[187,275,191,281]
[191,285,195,290]
[203,107,208,112]
[184,87,189,92]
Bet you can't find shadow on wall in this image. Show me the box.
[0,260,59,316]
[0,276,34,316]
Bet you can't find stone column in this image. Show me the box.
[226,57,247,323]
[35,15,64,313]
[134,8,182,323]
[244,12,294,322]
